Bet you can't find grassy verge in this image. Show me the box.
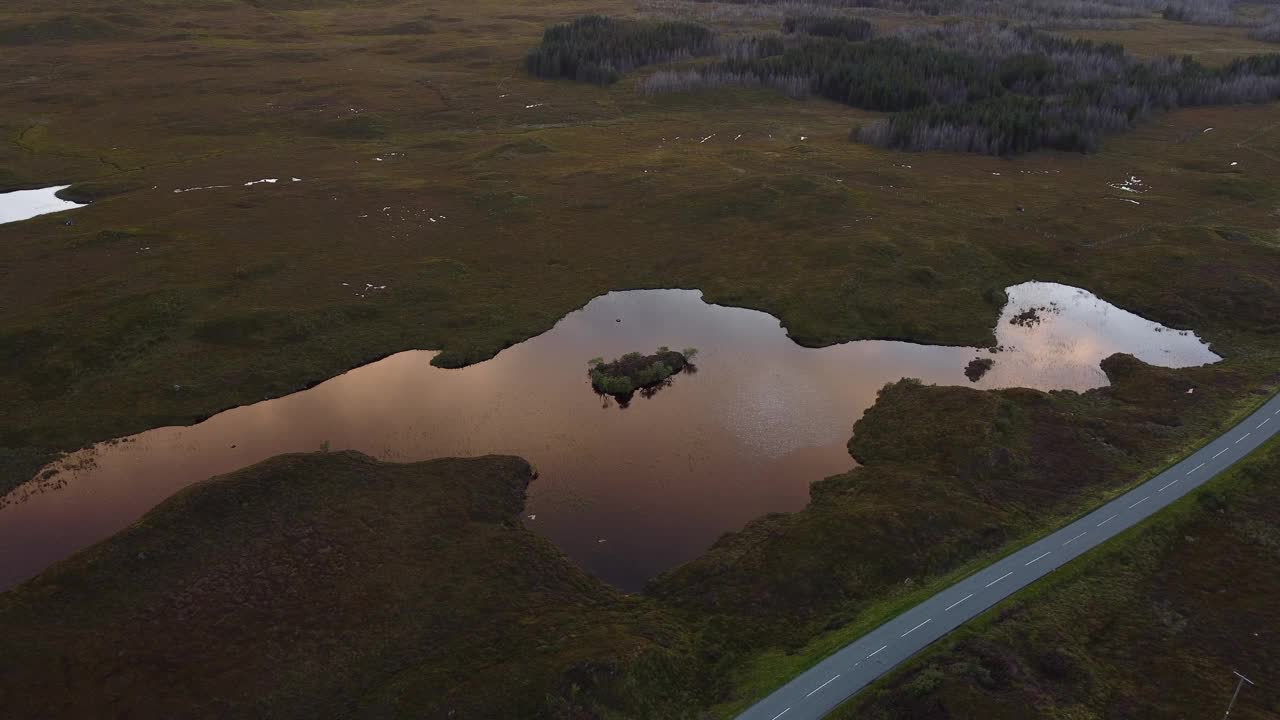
[835,433,1280,718]
[711,383,1276,717]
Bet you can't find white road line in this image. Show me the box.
[1098,514,1118,527]
[770,709,790,720]
[945,593,973,612]
[867,645,888,659]
[986,571,1013,588]
[1025,551,1051,566]
[805,675,840,698]
[1187,463,1204,475]
[1129,496,1150,509]
[1260,417,1271,428]
[1213,448,1229,459]
[901,619,932,637]
[1159,478,1179,492]
[1237,433,1251,443]
[1063,532,1087,547]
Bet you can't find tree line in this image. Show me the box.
[526,15,716,85]
[782,15,876,42]
[683,21,1280,154]
[530,15,1280,155]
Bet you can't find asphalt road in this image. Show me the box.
[737,391,1280,720]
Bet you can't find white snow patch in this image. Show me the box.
[174,185,232,194]
[0,186,85,225]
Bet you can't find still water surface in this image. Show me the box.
[0,283,1219,591]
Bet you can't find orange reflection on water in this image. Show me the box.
[0,284,1220,591]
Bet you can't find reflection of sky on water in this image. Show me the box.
[0,283,1219,591]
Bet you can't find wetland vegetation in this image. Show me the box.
[2,0,1279,716]
[588,346,695,400]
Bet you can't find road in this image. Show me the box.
[737,391,1280,720]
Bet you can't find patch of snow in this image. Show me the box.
[0,185,85,225]
[174,185,232,194]
[243,179,278,186]
[525,103,543,109]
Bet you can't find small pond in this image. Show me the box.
[0,283,1220,591]
[0,185,84,225]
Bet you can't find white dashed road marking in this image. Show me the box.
[945,593,973,612]
[1237,433,1251,443]
[867,645,888,659]
[770,709,790,720]
[1063,532,1087,546]
[1129,496,1150,509]
[1260,417,1271,428]
[1098,514,1118,527]
[1214,448,1229,459]
[1159,479,1179,492]
[901,619,931,637]
[805,675,840,698]
[1025,551,1051,566]
[986,572,1013,588]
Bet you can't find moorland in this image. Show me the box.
[1,0,1279,716]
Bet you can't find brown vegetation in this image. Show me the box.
[837,438,1280,719]
[0,452,701,719]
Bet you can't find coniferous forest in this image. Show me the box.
[526,15,716,85]
[532,15,1280,155]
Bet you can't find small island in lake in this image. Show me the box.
[965,356,995,382]
[588,347,697,401]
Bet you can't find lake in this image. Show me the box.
[0,282,1220,591]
